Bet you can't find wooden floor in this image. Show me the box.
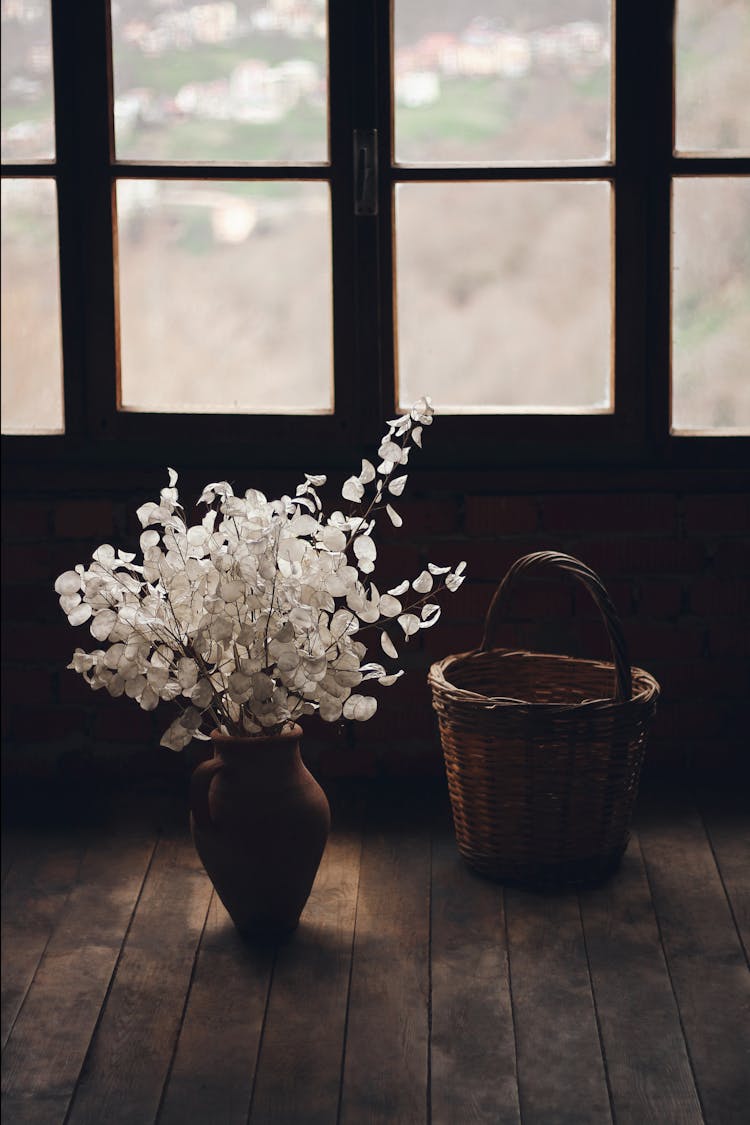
[1,780,748,1125]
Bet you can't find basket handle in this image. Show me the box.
[479,551,632,703]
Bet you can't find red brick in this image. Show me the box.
[2,584,59,624]
[54,499,114,540]
[1,664,56,707]
[375,542,423,584]
[634,579,683,620]
[2,622,77,663]
[688,740,748,772]
[92,702,156,743]
[465,495,539,537]
[572,579,633,620]
[577,537,706,576]
[690,577,749,618]
[379,742,444,777]
[317,745,378,778]
[582,620,705,663]
[445,579,496,623]
[708,622,750,657]
[445,538,544,583]
[14,706,89,742]
[421,622,483,662]
[684,494,750,534]
[1,500,50,541]
[2,542,55,585]
[712,540,750,575]
[542,493,676,535]
[646,658,749,699]
[380,498,459,539]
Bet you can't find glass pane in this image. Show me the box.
[111,1,328,163]
[1,178,64,434]
[393,0,612,165]
[117,179,333,413]
[675,0,750,155]
[672,177,750,434]
[395,181,612,412]
[1,0,55,162]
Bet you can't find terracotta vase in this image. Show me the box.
[189,723,330,941]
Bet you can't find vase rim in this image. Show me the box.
[210,722,303,747]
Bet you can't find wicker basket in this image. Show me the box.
[428,551,660,888]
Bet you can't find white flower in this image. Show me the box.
[57,401,464,749]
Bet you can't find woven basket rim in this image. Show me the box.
[428,647,660,710]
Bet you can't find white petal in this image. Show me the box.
[140,530,160,551]
[379,594,402,617]
[388,580,410,596]
[388,475,408,497]
[167,467,178,488]
[343,694,377,721]
[68,603,93,626]
[342,476,365,503]
[412,570,434,594]
[380,631,398,659]
[412,425,423,447]
[398,613,421,637]
[55,570,82,596]
[353,535,376,561]
[420,603,442,627]
[379,671,404,686]
[359,458,376,483]
[386,504,402,527]
[319,694,343,722]
[427,562,451,575]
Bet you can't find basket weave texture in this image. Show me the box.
[428,551,660,888]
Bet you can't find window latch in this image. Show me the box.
[354,129,378,216]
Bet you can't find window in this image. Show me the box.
[1,1,748,468]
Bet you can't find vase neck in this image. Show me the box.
[212,735,305,786]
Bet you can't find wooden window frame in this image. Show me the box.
[1,0,748,475]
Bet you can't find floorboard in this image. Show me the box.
[1,830,87,1052]
[1,824,155,1125]
[429,802,520,1125]
[697,789,750,963]
[637,792,750,1125]
[505,885,613,1125]
[157,892,274,1125]
[249,807,363,1125]
[2,781,749,1125]
[579,834,703,1125]
[338,790,431,1125]
[64,831,213,1125]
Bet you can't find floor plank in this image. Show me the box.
[249,810,363,1125]
[637,792,750,1125]
[697,789,750,962]
[64,830,213,1125]
[158,893,274,1125]
[579,834,703,1125]
[505,886,613,1125]
[1,825,156,1125]
[339,791,431,1125]
[1,830,86,1051]
[430,809,521,1125]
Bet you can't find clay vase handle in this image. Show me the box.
[190,758,223,831]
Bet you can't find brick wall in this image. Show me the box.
[2,472,748,783]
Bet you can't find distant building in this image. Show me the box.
[395,70,440,109]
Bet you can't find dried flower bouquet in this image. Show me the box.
[55,398,466,751]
